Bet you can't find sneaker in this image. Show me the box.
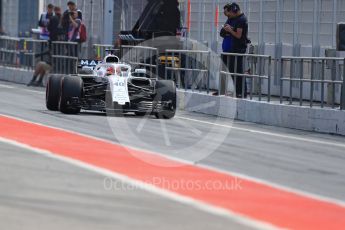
[27,80,36,86]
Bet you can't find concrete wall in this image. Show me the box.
[0,0,2,28]
[177,90,345,136]
[1,0,39,37]
[1,0,19,37]
[18,0,39,37]
[0,66,33,85]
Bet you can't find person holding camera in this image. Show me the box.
[67,11,81,42]
[220,2,249,98]
[62,1,82,40]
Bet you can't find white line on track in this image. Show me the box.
[1,113,345,209]
[0,136,278,230]
[23,89,45,95]
[177,116,345,149]
[0,83,45,94]
[0,85,15,89]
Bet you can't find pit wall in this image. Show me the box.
[177,91,345,136]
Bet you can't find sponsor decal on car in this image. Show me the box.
[109,75,130,105]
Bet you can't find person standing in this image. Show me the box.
[38,4,54,40]
[221,2,249,98]
[67,11,81,42]
[62,1,82,40]
[48,6,65,42]
[27,50,52,87]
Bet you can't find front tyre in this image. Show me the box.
[59,76,83,114]
[154,80,176,119]
[46,75,63,111]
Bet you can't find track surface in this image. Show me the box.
[0,142,253,230]
[1,81,345,229]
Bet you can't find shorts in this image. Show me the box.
[37,61,52,73]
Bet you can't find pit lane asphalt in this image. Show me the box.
[0,81,345,203]
[0,142,255,230]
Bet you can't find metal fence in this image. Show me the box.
[120,45,159,78]
[164,49,210,93]
[21,39,49,70]
[1,35,345,110]
[221,53,272,101]
[280,57,345,109]
[0,36,79,74]
[51,41,79,74]
[0,36,21,67]
[93,44,118,60]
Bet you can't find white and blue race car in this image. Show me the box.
[45,54,176,119]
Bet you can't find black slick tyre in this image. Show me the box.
[59,76,83,114]
[46,75,63,111]
[154,80,176,119]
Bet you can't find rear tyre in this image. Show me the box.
[59,76,83,114]
[46,75,63,111]
[154,80,176,119]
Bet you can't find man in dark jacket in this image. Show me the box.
[48,6,64,42]
[221,2,249,98]
[62,1,82,40]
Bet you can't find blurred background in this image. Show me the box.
[2,0,345,57]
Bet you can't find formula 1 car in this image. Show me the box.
[45,54,176,119]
